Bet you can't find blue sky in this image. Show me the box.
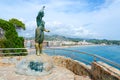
[0,0,120,40]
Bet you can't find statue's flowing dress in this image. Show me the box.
[35,20,45,44]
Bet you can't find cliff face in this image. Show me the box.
[52,56,91,76]
[0,28,5,39]
[52,56,120,80]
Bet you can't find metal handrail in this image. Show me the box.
[0,48,28,50]
[45,47,120,69]
[0,48,28,55]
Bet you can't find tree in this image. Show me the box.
[9,18,25,30]
[0,18,27,56]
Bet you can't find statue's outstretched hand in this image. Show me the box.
[44,29,50,32]
[47,30,50,32]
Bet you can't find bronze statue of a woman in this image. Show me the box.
[35,6,50,55]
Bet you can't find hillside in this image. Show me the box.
[45,35,71,41]
[26,35,120,45]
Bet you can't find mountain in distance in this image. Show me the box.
[45,35,75,41]
[25,34,83,41]
[25,34,120,45]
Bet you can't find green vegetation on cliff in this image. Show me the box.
[9,18,25,30]
[0,18,27,56]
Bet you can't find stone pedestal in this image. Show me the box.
[16,54,53,76]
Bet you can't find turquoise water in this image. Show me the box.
[68,45,120,64]
[45,45,120,68]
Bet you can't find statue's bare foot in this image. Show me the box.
[37,54,40,56]
[37,53,42,56]
[36,52,40,56]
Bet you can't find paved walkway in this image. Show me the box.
[0,51,92,80]
[0,63,91,80]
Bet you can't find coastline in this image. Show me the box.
[44,44,108,49]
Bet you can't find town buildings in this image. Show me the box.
[24,39,93,48]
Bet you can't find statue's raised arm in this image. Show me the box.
[36,6,45,27]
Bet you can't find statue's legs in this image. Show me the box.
[35,43,43,55]
[39,43,43,54]
[35,43,39,55]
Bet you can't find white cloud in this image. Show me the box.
[1,0,120,40]
[45,21,98,38]
[84,0,120,39]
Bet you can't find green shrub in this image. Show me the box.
[0,19,27,56]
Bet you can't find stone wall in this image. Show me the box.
[52,56,91,77]
[91,62,120,80]
[52,56,120,80]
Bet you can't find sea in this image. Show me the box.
[44,45,120,69]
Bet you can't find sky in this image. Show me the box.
[0,0,120,40]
